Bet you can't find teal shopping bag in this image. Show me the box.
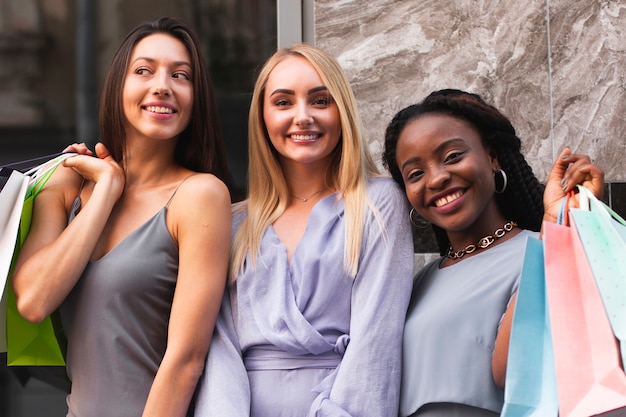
[569,185,626,368]
[501,237,558,417]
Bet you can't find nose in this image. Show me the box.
[294,102,313,126]
[152,71,171,96]
[426,164,451,189]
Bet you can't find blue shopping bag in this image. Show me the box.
[501,237,558,417]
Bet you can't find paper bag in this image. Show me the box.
[543,220,626,417]
[0,170,29,352]
[501,236,558,417]
[569,185,626,368]
[6,156,72,366]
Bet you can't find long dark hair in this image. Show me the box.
[99,16,229,182]
[382,89,544,255]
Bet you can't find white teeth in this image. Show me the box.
[145,106,173,114]
[291,134,318,141]
[435,191,463,207]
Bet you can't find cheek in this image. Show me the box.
[404,183,423,211]
[262,107,278,131]
[179,88,194,115]
[121,78,138,100]
[181,109,193,129]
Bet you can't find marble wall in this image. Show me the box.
[314,0,626,184]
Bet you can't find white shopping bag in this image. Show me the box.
[0,170,29,352]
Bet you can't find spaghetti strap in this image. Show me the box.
[77,178,86,194]
[68,178,87,220]
[165,173,199,208]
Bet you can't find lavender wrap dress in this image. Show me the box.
[195,177,415,417]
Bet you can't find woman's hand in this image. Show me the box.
[62,142,125,200]
[63,142,93,156]
[543,147,605,223]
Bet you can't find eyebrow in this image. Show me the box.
[400,137,465,171]
[269,85,328,97]
[130,57,192,68]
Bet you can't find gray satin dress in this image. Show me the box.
[59,193,180,416]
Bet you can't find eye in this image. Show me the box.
[273,98,291,107]
[405,168,424,183]
[444,151,465,163]
[135,67,151,75]
[172,72,191,80]
[312,96,331,107]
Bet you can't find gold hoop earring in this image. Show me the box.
[409,208,431,228]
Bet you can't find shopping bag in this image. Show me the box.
[501,237,558,417]
[569,185,626,368]
[0,170,30,352]
[543,217,626,417]
[6,153,74,366]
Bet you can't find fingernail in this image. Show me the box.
[562,183,568,191]
[560,178,566,185]
[561,154,570,159]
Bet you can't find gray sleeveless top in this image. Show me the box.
[60,184,182,417]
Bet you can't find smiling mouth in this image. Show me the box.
[434,190,464,207]
[290,134,320,142]
[144,105,175,114]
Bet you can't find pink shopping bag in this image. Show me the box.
[543,219,626,417]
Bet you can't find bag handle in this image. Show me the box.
[25,153,76,192]
[576,185,626,228]
[556,191,576,226]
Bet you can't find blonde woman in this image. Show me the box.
[195,44,414,416]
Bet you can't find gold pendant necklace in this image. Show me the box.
[290,189,324,203]
[447,221,518,259]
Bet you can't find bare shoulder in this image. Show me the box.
[40,163,85,209]
[46,162,84,187]
[166,173,231,243]
[169,173,231,214]
[179,173,229,200]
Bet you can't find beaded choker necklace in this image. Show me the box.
[446,221,518,259]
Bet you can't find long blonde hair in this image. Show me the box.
[230,44,380,282]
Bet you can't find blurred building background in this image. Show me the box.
[0,0,277,198]
[1,0,625,415]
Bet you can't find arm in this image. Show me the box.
[141,174,231,417]
[313,183,415,416]
[492,147,605,386]
[492,292,518,387]
[12,143,124,322]
[193,286,251,417]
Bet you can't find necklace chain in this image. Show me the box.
[447,221,518,259]
[290,189,325,203]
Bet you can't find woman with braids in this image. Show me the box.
[382,89,604,417]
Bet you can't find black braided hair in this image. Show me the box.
[382,89,545,255]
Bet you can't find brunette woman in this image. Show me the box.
[12,17,231,417]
